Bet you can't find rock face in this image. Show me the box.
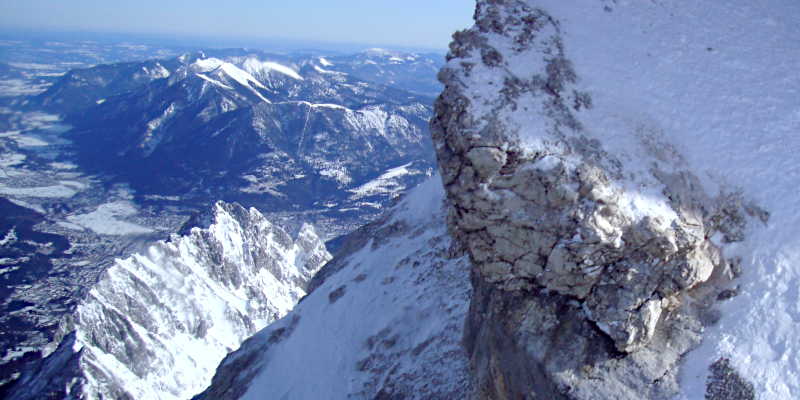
[7,201,330,400]
[431,1,758,398]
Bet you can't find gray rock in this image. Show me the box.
[431,1,762,398]
[705,358,755,400]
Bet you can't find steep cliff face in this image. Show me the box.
[194,178,474,400]
[8,201,330,400]
[432,1,775,398]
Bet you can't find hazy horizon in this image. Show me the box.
[0,1,476,51]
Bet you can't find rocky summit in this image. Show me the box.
[431,0,769,398]
[7,201,330,400]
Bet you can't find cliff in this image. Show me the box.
[8,202,330,399]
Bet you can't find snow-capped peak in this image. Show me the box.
[192,57,225,73]
[190,58,272,103]
[9,201,331,400]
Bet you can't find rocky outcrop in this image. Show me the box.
[431,1,761,398]
[8,201,330,400]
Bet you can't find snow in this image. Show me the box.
[0,79,49,97]
[65,201,153,235]
[140,103,177,155]
[70,202,331,400]
[499,1,800,397]
[363,48,392,57]
[220,62,268,89]
[195,73,232,89]
[289,100,349,111]
[0,227,17,246]
[0,151,25,168]
[242,58,303,81]
[192,58,272,102]
[0,183,78,198]
[192,57,225,73]
[6,198,45,214]
[142,63,170,79]
[223,176,473,399]
[219,63,272,103]
[0,130,48,147]
[348,162,420,200]
[312,65,342,75]
[49,162,77,170]
[318,57,333,67]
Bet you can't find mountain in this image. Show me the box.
[6,201,330,399]
[194,178,474,399]
[31,49,440,240]
[198,0,800,399]
[0,44,444,397]
[314,49,443,97]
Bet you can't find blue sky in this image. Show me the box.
[0,0,476,50]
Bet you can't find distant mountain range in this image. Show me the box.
[29,48,444,240]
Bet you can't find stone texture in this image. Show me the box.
[705,358,755,400]
[431,1,759,398]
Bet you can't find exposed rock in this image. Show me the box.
[705,358,755,400]
[431,1,761,398]
[7,201,330,400]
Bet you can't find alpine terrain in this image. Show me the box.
[31,49,443,239]
[7,201,330,399]
[0,44,443,396]
[197,0,800,399]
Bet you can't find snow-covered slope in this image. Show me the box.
[8,201,331,399]
[195,177,474,399]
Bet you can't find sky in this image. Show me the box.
[0,0,476,50]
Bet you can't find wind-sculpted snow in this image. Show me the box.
[431,0,794,398]
[8,201,330,400]
[195,177,474,399]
